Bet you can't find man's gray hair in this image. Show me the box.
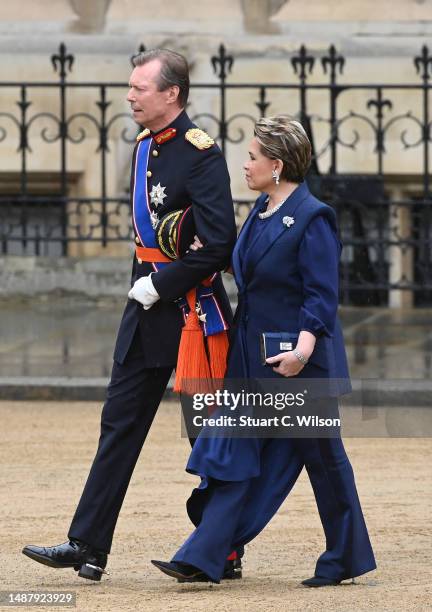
[132,48,190,108]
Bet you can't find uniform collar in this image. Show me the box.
[151,110,192,145]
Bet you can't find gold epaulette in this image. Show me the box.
[185,128,215,150]
[136,128,150,142]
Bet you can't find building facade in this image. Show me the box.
[1,0,431,306]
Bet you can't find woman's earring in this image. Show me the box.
[272,170,280,185]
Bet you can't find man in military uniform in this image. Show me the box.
[22,49,238,581]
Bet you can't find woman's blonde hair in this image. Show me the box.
[254,115,312,182]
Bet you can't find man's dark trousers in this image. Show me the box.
[68,331,173,553]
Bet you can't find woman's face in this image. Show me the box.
[244,137,277,192]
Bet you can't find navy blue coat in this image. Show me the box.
[179,185,375,583]
[227,181,350,396]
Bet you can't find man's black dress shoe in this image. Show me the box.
[151,560,217,583]
[301,575,342,587]
[22,540,108,582]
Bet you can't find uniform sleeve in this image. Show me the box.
[297,214,341,337]
[152,148,237,301]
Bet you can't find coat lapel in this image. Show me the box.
[232,196,265,290]
[243,182,310,284]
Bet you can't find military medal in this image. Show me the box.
[150,210,159,229]
[149,183,167,229]
[195,302,207,323]
[149,183,167,208]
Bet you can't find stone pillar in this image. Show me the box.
[388,187,414,308]
[240,0,289,34]
[68,0,112,33]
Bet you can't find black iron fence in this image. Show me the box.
[1,43,432,305]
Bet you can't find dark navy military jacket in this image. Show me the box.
[113,110,236,367]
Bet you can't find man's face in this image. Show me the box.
[127,59,175,129]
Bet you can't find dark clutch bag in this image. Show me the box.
[155,206,195,260]
[260,332,298,366]
[260,331,329,370]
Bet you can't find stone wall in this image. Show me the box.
[0,255,237,299]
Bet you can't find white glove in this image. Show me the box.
[128,274,160,310]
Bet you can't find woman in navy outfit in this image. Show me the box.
[152,116,376,586]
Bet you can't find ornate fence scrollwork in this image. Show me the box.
[0,42,431,304]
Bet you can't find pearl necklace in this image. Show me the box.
[258,196,287,220]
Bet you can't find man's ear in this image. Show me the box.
[167,85,180,105]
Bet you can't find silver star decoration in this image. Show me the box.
[195,303,207,323]
[150,211,159,229]
[149,183,167,208]
[282,215,295,228]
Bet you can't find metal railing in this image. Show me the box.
[1,43,431,305]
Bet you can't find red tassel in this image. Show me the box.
[174,289,212,395]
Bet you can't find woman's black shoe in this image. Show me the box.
[223,557,242,579]
[301,575,343,587]
[151,560,217,583]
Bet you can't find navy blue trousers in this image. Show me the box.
[173,436,376,582]
[68,332,172,552]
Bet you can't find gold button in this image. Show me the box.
[135,236,140,244]
[152,150,159,157]
[137,258,143,264]
[146,170,152,178]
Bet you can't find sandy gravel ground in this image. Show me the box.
[0,400,431,612]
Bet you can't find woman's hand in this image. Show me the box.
[266,352,304,377]
[189,234,233,274]
[266,331,316,377]
[189,235,203,251]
